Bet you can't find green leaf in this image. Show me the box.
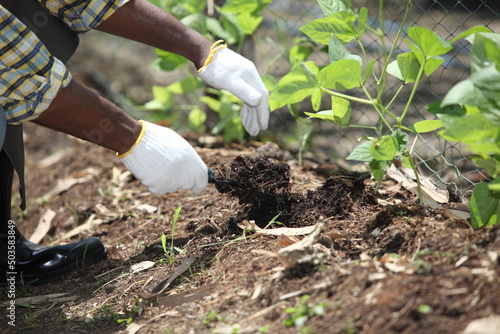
[221,0,259,13]
[261,74,278,92]
[438,113,499,146]
[151,86,173,105]
[166,76,202,94]
[407,27,453,57]
[416,304,433,315]
[143,86,173,111]
[370,135,398,161]
[469,181,500,229]
[299,11,357,45]
[370,160,392,181]
[346,140,373,162]
[188,107,206,128]
[319,59,362,90]
[328,34,362,64]
[357,7,368,37]
[469,32,500,73]
[442,65,500,125]
[152,49,188,71]
[237,11,263,35]
[304,109,334,122]
[425,101,465,116]
[413,119,444,133]
[473,156,500,178]
[406,41,445,76]
[363,59,376,84]
[305,95,351,126]
[392,130,409,152]
[206,18,236,44]
[449,25,492,43]
[316,0,347,16]
[400,156,413,169]
[331,95,352,126]
[289,44,314,65]
[181,13,207,34]
[221,12,244,43]
[200,96,221,112]
[311,89,323,111]
[269,61,320,110]
[387,52,421,82]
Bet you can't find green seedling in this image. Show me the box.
[161,206,184,264]
[284,295,325,329]
[269,0,490,204]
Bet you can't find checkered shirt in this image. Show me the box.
[0,0,129,125]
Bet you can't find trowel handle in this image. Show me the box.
[208,167,216,183]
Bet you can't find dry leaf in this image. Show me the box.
[386,165,448,205]
[462,315,500,334]
[278,222,328,265]
[137,203,157,213]
[278,234,300,246]
[29,209,55,244]
[43,174,93,200]
[157,283,218,307]
[130,261,155,274]
[238,220,316,236]
[0,293,76,307]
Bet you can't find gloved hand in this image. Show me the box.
[119,120,208,195]
[197,42,269,136]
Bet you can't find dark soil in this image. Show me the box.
[1,123,498,334]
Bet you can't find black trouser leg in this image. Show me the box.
[0,147,106,286]
[0,148,14,234]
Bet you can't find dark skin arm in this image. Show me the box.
[33,0,212,154]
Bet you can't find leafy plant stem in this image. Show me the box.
[321,87,374,105]
[404,148,424,204]
[360,86,396,131]
[409,133,419,154]
[398,59,426,128]
[357,39,378,81]
[344,124,378,130]
[384,84,405,111]
[376,0,412,98]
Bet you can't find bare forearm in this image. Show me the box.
[96,0,212,69]
[32,80,142,154]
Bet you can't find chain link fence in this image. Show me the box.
[255,0,499,199]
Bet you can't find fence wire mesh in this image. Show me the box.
[256,0,499,199]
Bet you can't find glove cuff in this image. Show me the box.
[116,120,147,158]
[197,40,228,73]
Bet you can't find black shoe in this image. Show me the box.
[0,231,107,286]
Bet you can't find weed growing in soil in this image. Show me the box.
[160,206,184,264]
[284,295,326,331]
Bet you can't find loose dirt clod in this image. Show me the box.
[213,155,375,227]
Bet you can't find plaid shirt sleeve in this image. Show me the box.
[1,0,129,125]
[42,0,130,33]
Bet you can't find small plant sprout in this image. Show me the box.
[284,295,326,328]
[161,206,184,264]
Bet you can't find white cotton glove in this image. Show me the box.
[198,45,270,136]
[119,121,208,195]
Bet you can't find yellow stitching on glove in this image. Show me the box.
[117,120,147,159]
[197,40,227,73]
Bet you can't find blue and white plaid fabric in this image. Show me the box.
[0,0,129,125]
